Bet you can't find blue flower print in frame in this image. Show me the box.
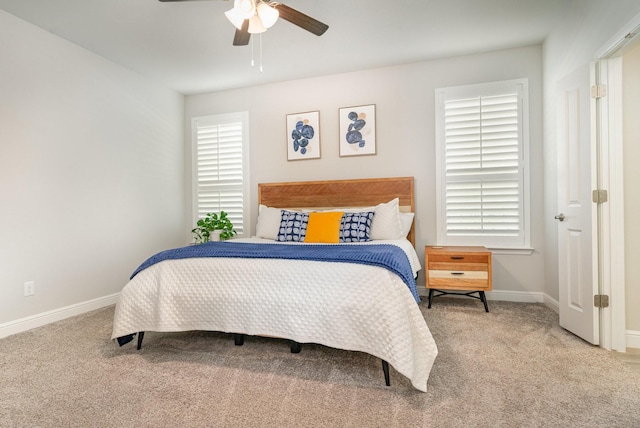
[339,104,376,157]
[286,111,321,160]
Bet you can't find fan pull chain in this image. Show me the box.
[249,33,263,72]
[250,34,255,67]
[259,33,263,73]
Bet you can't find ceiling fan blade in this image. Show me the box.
[233,19,251,46]
[275,4,329,36]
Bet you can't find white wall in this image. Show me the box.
[0,11,185,329]
[185,45,546,299]
[542,0,640,305]
[624,41,640,332]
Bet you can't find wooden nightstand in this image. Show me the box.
[425,246,492,312]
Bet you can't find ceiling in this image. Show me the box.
[0,0,572,95]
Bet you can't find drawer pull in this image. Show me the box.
[451,272,465,275]
[450,256,464,260]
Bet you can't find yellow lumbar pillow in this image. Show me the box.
[304,211,344,243]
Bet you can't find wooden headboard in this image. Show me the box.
[258,177,415,245]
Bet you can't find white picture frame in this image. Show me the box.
[286,111,321,161]
[339,104,376,157]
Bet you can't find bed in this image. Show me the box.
[112,177,438,392]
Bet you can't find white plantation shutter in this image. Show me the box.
[435,79,530,249]
[192,113,249,236]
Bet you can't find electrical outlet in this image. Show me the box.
[24,281,35,297]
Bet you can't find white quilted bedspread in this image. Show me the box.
[111,239,438,392]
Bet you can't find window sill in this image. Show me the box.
[486,247,535,256]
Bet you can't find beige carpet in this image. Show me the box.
[1,298,639,427]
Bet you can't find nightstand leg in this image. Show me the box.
[428,288,434,308]
[479,291,489,312]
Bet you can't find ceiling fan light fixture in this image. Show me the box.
[219,0,329,47]
[224,7,246,30]
[247,14,266,34]
[257,3,279,29]
[235,0,256,19]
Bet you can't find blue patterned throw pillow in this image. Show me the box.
[277,210,309,242]
[340,211,375,242]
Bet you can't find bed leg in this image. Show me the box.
[136,332,145,350]
[382,360,390,386]
[290,341,301,353]
[234,334,245,346]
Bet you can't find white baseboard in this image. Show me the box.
[0,293,119,339]
[486,289,545,303]
[542,294,560,314]
[626,330,640,349]
[418,286,552,306]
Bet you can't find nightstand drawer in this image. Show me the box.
[428,270,490,290]
[427,253,489,264]
[428,270,488,280]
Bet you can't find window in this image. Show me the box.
[192,112,249,237]
[435,79,530,249]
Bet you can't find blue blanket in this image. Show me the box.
[131,242,420,303]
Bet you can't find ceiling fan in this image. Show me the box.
[158,0,329,46]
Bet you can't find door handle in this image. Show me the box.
[554,213,566,222]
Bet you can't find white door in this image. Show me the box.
[556,64,599,344]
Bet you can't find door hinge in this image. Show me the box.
[594,294,610,308]
[591,84,607,99]
[592,189,608,204]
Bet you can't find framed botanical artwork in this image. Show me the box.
[339,104,376,157]
[286,111,321,161]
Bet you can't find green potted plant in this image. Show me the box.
[192,211,237,243]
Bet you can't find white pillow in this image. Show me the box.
[370,198,404,240]
[255,204,282,240]
[399,212,415,237]
[303,207,373,213]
